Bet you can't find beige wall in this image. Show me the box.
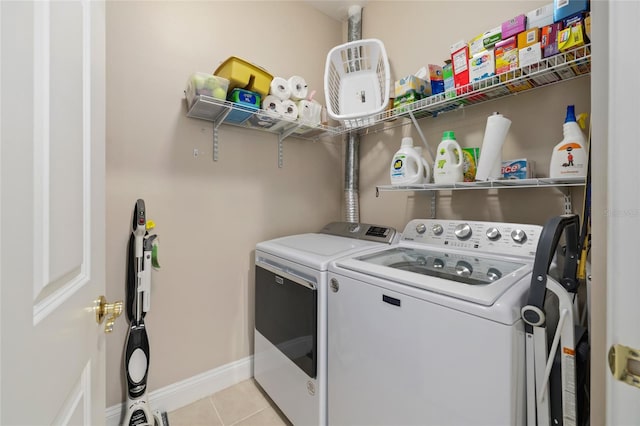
[105,1,342,407]
[106,0,593,412]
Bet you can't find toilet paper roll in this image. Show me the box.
[297,99,322,125]
[475,113,512,181]
[269,77,291,101]
[262,95,284,117]
[288,76,308,101]
[281,99,299,120]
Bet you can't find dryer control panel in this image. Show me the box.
[401,219,543,258]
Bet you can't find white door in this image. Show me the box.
[596,0,640,424]
[0,1,107,424]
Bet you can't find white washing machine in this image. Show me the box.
[327,218,544,426]
[253,222,398,426]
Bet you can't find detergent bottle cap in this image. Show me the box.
[564,105,576,123]
[442,130,456,140]
[401,137,414,147]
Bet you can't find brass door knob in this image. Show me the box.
[94,295,123,333]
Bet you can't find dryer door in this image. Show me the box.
[255,264,318,378]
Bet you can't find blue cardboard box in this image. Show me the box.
[553,0,589,23]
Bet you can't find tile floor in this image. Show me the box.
[167,379,292,426]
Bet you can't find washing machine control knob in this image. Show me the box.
[454,223,472,240]
[431,224,444,235]
[511,229,527,243]
[486,227,501,241]
[416,223,427,234]
[455,261,473,277]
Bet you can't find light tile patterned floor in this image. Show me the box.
[168,379,292,426]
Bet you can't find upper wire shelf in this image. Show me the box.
[335,44,591,136]
[185,44,590,141]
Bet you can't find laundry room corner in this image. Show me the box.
[104,1,343,412]
[353,1,590,229]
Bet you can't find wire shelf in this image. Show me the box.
[334,44,591,135]
[185,44,590,143]
[376,176,586,196]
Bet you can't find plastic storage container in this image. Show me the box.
[324,38,390,128]
[185,72,230,108]
[224,89,261,124]
[214,57,274,97]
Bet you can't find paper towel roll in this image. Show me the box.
[269,77,291,101]
[297,99,322,125]
[281,99,299,120]
[475,112,512,181]
[288,76,308,101]
[262,95,284,117]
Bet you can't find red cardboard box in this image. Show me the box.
[451,41,470,94]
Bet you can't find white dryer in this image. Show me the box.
[327,218,544,426]
[254,222,398,426]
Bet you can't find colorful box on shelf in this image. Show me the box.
[501,14,527,40]
[526,3,554,30]
[469,49,495,82]
[495,37,519,74]
[518,28,540,48]
[394,75,432,99]
[519,42,543,68]
[428,65,445,95]
[502,159,534,179]
[214,56,273,97]
[224,88,261,124]
[558,19,587,52]
[541,23,563,58]
[553,0,589,23]
[443,62,455,98]
[185,72,229,108]
[394,75,432,107]
[468,27,502,57]
[451,41,470,94]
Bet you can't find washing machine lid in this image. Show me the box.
[256,233,387,271]
[335,246,533,306]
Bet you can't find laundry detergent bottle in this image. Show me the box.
[390,137,425,185]
[550,105,588,178]
[413,146,432,183]
[433,131,464,184]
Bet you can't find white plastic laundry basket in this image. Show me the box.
[324,39,390,128]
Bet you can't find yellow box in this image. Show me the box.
[214,56,274,97]
[518,28,539,48]
[495,37,519,74]
[558,24,586,52]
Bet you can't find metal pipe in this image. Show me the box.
[344,5,362,223]
[344,132,360,222]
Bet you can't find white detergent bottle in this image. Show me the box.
[414,146,432,183]
[390,137,424,185]
[433,131,464,184]
[550,105,588,179]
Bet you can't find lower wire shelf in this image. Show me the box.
[376,177,586,196]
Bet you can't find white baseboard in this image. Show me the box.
[106,356,253,426]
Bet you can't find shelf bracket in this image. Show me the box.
[407,110,435,163]
[212,109,231,162]
[277,124,304,168]
[563,189,573,214]
[430,192,437,219]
